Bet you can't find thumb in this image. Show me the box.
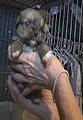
[13,85,42,115]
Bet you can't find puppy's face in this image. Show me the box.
[15,8,44,41]
[16,18,35,40]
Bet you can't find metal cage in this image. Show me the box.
[0,0,83,113]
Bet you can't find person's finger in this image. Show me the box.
[11,64,25,76]
[11,62,42,79]
[11,62,37,80]
[8,76,38,111]
[9,59,41,76]
[12,83,38,113]
[22,84,42,97]
[10,71,33,83]
[11,63,31,76]
[7,76,45,115]
[32,98,41,105]
[22,87,32,96]
[7,76,19,103]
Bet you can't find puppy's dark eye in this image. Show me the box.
[26,21,30,25]
[22,21,32,28]
[15,20,32,29]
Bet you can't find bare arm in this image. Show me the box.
[54,73,83,120]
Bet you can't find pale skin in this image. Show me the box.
[8,49,83,120]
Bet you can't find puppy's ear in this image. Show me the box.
[15,15,20,28]
[43,23,49,34]
[33,14,44,30]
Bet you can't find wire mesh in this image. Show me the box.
[0,6,19,101]
[42,0,83,112]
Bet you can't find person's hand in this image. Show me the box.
[8,44,64,91]
[8,44,52,90]
[7,76,60,120]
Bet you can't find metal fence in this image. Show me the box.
[0,6,19,101]
[42,0,83,112]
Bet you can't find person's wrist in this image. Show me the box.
[37,43,65,91]
[45,59,65,91]
[55,72,69,87]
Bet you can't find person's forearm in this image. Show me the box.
[39,89,60,120]
[54,73,83,120]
